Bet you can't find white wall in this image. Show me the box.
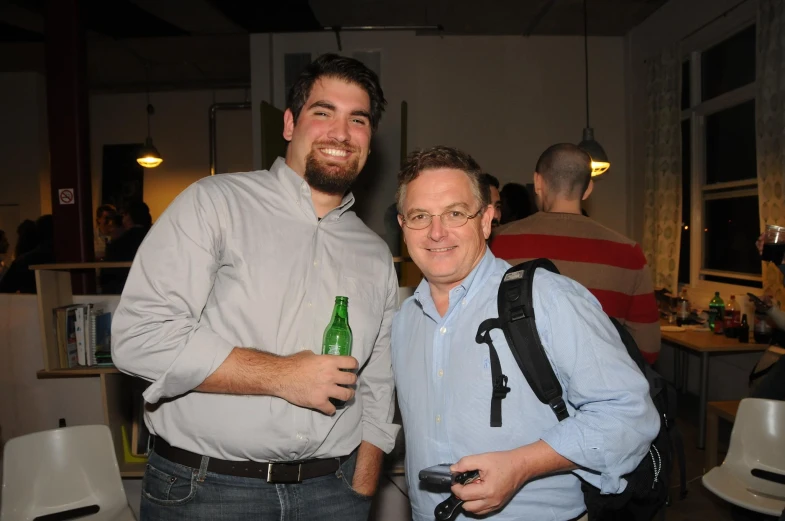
[250,31,629,238]
[90,88,253,222]
[0,72,48,248]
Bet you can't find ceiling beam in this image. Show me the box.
[127,0,245,34]
[0,1,44,33]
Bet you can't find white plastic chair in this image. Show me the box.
[703,398,785,517]
[1,425,136,521]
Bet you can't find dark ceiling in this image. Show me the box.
[0,0,668,91]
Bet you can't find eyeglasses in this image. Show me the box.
[401,208,484,230]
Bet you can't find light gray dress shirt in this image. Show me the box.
[112,157,400,462]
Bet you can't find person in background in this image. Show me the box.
[499,182,534,225]
[492,144,661,364]
[14,219,37,260]
[111,54,398,520]
[749,234,785,401]
[0,229,9,282]
[0,215,54,294]
[100,201,153,294]
[107,201,152,262]
[110,213,125,241]
[93,204,116,261]
[393,145,658,521]
[480,173,502,228]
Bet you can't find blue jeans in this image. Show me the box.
[140,450,372,521]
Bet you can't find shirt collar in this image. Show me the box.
[270,157,355,221]
[413,247,497,319]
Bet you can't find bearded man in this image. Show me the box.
[111,54,399,521]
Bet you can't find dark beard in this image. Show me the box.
[304,151,361,196]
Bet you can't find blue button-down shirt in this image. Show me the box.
[392,249,659,521]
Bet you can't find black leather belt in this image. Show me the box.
[151,436,351,483]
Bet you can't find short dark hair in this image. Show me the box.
[500,183,534,224]
[286,53,386,133]
[535,143,592,199]
[125,201,152,229]
[35,214,54,245]
[480,173,500,190]
[396,145,489,213]
[96,204,116,220]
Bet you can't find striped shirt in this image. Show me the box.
[491,212,660,363]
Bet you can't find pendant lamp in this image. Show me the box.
[137,77,163,168]
[577,0,610,177]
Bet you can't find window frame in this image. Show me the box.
[681,20,760,297]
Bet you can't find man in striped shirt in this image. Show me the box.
[491,143,660,363]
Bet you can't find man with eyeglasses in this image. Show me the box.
[391,145,658,521]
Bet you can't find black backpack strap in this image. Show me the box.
[476,318,510,427]
[498,259,568,422]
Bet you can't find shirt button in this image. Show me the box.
[438,369,444,377]
[436,415,441,423]
[440,327,447,334]
[296,433,305,440]
[313,260,319,266]
[462,300,467,306]
[307,302,312,307]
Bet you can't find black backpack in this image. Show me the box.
[475,259,687,521]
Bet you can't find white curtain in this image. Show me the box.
[642,48,682,293]
[757,0,785,304]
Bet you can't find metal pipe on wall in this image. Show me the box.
[209,101,251,176]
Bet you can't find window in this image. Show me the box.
[681,24,761,289]
[705,100,756,185]
[700,25,756,101]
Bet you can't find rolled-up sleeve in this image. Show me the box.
[533,272,660,494]
[358,261,401,453]
[111,182,236,404]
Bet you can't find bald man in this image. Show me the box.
[491,143,660,363]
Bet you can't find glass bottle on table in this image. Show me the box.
[724,295,739,338]
[677,288,690,325]
[738,314,750,343]
[708,292,725,333]
[321,296,353,409]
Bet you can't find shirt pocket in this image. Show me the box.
[340,275,384,366]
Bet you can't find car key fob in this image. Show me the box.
[434,470,480,521]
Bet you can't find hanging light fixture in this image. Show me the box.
[577,0,610,177]
[137,70,163,168]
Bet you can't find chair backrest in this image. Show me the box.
[1,425,132,521]
[723,398,785,500]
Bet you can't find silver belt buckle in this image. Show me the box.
[266,462,303,483]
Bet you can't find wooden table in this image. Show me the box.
[660,326,766,449]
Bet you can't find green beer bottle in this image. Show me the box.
[321,296,353,408]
